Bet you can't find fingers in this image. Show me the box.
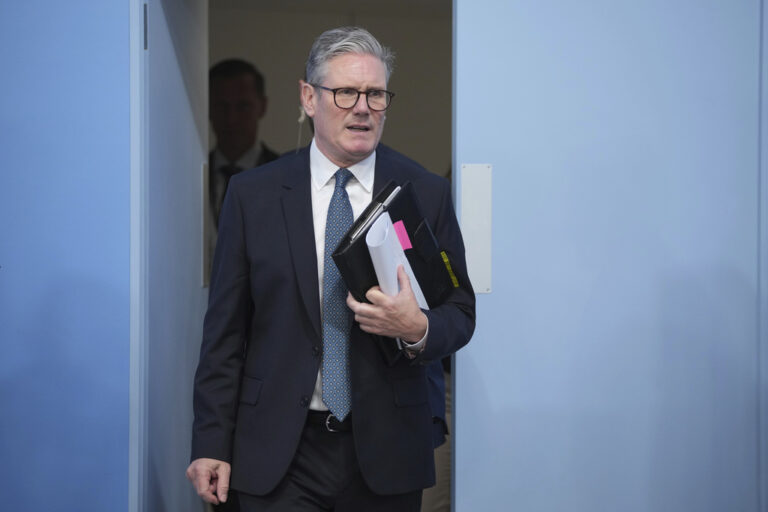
[346,269,422,338]
[346,292,380,333]
[194,470,218,504]
[216,463,231,503]
[204,479,220,505]
[186,458,231,505]
[365,286,388,305]
[396,265,412,293]
[346,289,385,314]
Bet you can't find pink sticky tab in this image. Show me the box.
[393,220,413,250]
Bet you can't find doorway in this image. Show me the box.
[208,3,454,511]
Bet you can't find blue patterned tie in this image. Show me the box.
[322,168,354,420]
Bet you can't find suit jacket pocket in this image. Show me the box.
[392,376,428,407]
[239,376,263,405]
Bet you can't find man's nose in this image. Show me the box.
[224,107,240,123]
[352,93,370,114]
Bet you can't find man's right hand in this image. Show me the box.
[186,458,231,505]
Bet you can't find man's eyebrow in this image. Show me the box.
[335,86,387,90]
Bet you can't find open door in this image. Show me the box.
[131,0,209,510]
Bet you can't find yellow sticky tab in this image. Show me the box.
[441,251,460,288]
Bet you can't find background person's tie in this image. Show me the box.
[212,164,242,226]
[322,168,354,420]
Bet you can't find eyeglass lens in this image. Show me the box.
[334,88,391,111]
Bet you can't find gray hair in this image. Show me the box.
[305,26,395,85]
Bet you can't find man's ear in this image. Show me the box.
[299,80,316,118]
[257,96,268,119]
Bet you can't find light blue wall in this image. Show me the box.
[0,2,130,511]
[454,1,763,510]
[761,4,768,510]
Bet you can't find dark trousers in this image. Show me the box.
[236,413,422,512]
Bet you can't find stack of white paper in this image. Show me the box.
[365,212,429,310]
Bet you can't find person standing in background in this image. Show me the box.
[209,59,279,229]
[206,57,280,511]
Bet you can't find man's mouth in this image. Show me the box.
[347,125,370,132]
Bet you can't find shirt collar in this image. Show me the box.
[309,139,375,193]
[213,138,263,170]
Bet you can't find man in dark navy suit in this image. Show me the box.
[187,27,475,511]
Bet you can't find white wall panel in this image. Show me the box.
[145,1,209,510]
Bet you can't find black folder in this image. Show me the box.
[332,180,458,308]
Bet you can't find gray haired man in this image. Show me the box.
[187,26,475,511]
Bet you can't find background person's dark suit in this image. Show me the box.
[205,144,280,282]
[208,144,280,226]
[192,143,475,497]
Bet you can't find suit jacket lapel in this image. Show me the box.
[373,145,409,194]
[373,149,395,195]
[280,149,322,340]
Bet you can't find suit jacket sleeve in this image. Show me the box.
[417,177,476,363]
[191,181,251,463]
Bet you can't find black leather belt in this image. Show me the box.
[306,410,351,432]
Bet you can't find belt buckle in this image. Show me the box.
[325,413,341,432]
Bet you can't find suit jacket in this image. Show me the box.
[208,143,280,225]
[205,144,281,277]
[192,144,475,496]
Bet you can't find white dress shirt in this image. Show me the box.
[211,137,264,170]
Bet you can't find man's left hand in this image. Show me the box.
[346,265,427,342]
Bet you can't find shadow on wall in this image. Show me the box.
[650,265,757,511]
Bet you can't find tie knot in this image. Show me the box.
[220,164,243,178]
[335,168,353,189]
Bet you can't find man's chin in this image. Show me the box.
[343,140,378,157]
[345,147,375,162]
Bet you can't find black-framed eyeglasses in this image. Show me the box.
[311,84,395,111]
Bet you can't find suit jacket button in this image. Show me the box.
[312,346,321,356]
[300,396,310,407]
